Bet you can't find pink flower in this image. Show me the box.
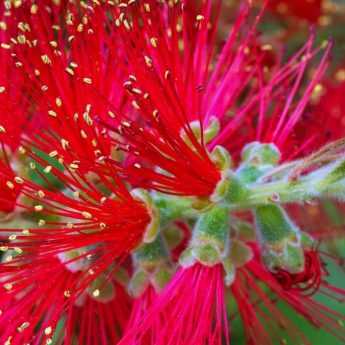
[121,264,229,345]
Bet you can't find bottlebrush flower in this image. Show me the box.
[102,0,333,181]
[6,0,330,196]
[0,1,345,345]
[5,0,222,197]
[119,203,235,345]
[0,3,153,342]
[0,256,133,344]
[0,2,38,214]
[0,164,151,343]
[96,0,263,196]
[0,89,151,344]
[109,2,344,343]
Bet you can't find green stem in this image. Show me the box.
[226,178,315,210]
[152,193,198,227]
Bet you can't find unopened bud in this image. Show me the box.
[237,142,281,183]
[254,204,309,274]
[241,142,281,166]
[210,145,233,171]
[211,171,249,204]
[180,204,230,267]
[181,117,220,147]
[223,240,253,285]
[130,235,172,297]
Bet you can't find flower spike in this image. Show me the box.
[0,1,344,344]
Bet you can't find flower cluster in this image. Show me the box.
[0,1,344,345]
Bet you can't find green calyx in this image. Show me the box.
[210,145,233,171]
[211,171,249,204]
[179,204,230,267]
[209,145,248,204]
[131,188,160,243]
[179,204,254,285]
[129,235,173,297]
[255,204,295,243]
[181,117,220,148]
[241,142,281,166]
[254,204,313,274]
[223,239,253,286]
[134,235,169,268]
[237,142,280,184]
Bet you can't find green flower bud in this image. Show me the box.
[131,188,160,243]
[192,204,230,245]
[237,142,281,184]
[223,240,253,286]
[130,235,173,297]
[180,117,220,147]
[241,142,281,166]
[179,204,231,267]
[210,145,233,171]
[134,235,169,269]
[179,205,254,286]
[254,204,309,274]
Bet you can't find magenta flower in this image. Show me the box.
[0,1,344,344]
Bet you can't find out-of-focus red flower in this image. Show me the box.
[268,0,323,23]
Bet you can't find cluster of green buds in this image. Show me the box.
[129,235,173,297]
[209,141,316,277]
